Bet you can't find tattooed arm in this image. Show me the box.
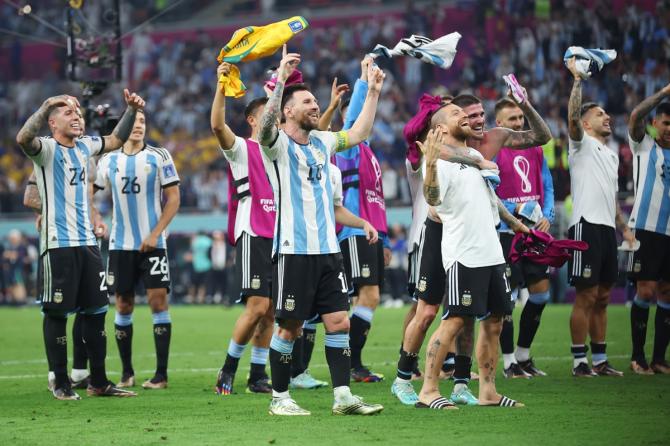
[439,144,497,169]
[16,95,78,157]
[23,172,41,212]
[498,198,529,234]
[566,57,584,142]
[101,89,146,153]
[499,99,552,149]
[417,129,444,206]
[629,82,670,143]
[616,200,636,245]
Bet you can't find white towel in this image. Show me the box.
[370,32,462,69]
[563,46,617,79]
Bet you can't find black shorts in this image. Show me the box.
[40,246,109,313]
[415,218,446,306]
[499,232,551,289]
[236,232,273,300]
[568,218,618,287]
[442,262,513,318]
[273,253,349,321]
[407,248,420,298]
[626,229,670,282]
[340,236,384,294]
[107,249,171,295]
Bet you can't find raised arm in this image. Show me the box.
[417,129,443,206]
[16,95,79,156]
[101,89,146,153]
[342,63,385,149]
[566,57,584,141]
[318,77,349,131]
[342,56,373,130]
[140,185,181,253]
[628,82,670,143]
[259,46,301,147]
[211,63,237,150]
[500,99,552,149]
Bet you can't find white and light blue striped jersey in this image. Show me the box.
[263,130,347,255]
[627,134,670,236]
[29,136,103,254]
[95,145,180,251]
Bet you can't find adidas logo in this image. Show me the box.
[283,240,290,247]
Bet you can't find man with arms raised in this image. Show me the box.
[16,89,144,399]
[566,57,634,377]
[258,46,385,415]
[416,104,525,409]
[626,83,670,375]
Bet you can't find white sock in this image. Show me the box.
[48,371,55,381]
[573,357,588,369]
[70,368,89,381]
[515,347,530,363]
[453,383,468,393]
[333,385,352,401]
[394,377,411,384]
[503,353,516,369]
[272,390,290,399]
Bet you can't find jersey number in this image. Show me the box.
[99,272,108,291]
[149,256,169,276]
[121,176,141,194]
[307,164,323,182]
[338,272,348,293]
[69,167,86,185]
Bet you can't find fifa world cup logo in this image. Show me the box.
[371,156,382,192]
[513,156,532,193]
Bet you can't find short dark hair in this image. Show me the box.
[656,102,670,118]
[244,97,268,120]
[281,83,311,110]
[580,102,599,117]
[494,98,518,117]
[451,94,481,109]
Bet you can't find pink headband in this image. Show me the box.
[264,69,304,92]
[403,94,445,165]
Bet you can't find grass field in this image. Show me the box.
[0,304,668,445]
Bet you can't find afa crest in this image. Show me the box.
[417,279,427,293]
[462,292,472,307]
[285,297,295,311]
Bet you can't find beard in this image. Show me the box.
[298,114,319,131]
[450,124,472,142]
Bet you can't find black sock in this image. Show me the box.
[500,316,515,355]
[269,334,293,394]
[82,312,108,388]
[153,323,171,378]
[44,314,68,388]
[630,299,649,361]
[653,305,670,363]
[114,323,134,375]
[453,355,471,385]
[302,327,317,371]
[290,335,305,378]
[349,313,371,369]
[396,349,417,380]
[325,332,351,388]
[72,312,87,370]
[517,301,546,349]
[43,316,54,373]
[442,352,455,372]
[222,354,240,375]
[249,363,266,382]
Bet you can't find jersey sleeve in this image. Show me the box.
[568,135,585,155]
[330,163,344,207]
[27,137,56,166]
[312,130,348,155]
[93,156,109,190]
[262,130,288,161]
[159,150,180,188]
[220,136,246,163]
[78,135,105,157]
[628,133,653,154]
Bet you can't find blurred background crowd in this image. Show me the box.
[0,0,666,304]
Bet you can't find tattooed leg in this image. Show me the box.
[418,316,464,403]
[477,315,504,403]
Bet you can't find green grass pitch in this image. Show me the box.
[0,304,668,445]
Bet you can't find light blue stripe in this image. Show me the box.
[146,154,164,249]
[66,149,87,242]
[152,310,171,324]
[53,148,69,246]
[592,353,607,363]
[528,291,551,305]
[287,140,307,252]
[227,340,246,358]
[125,156,143,249]
[655,148,670,233]
[250,346,269,365]
[109,155,125,250]
[312,138,335,254]
[324,332,349,349]
[303,322,317,330]
[76,139,90,158]
[636,144,657,229]
[352,305,374,323]
[658,300,670,310]
[80,304,108,315]
[633,295,650,309]
[270,334,294,354]
[114,312,133,326]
